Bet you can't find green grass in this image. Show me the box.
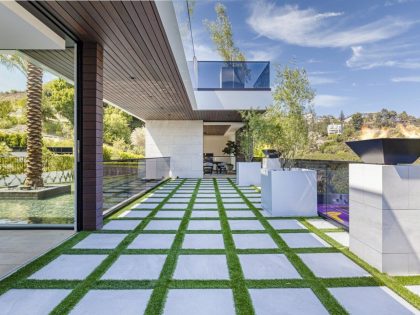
[0,178,419,314]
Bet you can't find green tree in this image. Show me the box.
[0,100,13,118]
[351,112,364,131]
[256,65,315,169]
[43,79,74,125]
[1,53,44,188]
[103,105,131,144]
[339,110,345,122]
[204,3,245,62]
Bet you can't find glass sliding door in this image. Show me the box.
[0,38,77,227]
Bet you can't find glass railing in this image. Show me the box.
[292,159,354,229]
[102,157,170,213]
[190,61,270,90]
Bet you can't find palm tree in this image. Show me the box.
[0,54,44,188]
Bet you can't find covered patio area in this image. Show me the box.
[0,178,418,314]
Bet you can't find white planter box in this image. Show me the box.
[236,162,261,186]
[261,168,317,217]
[349,163,420,275]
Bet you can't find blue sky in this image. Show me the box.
[0,64,56,92]
[175,0,420,117]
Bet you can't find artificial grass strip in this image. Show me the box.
[228,179,348,315]
[1,177,419,314]
[0,231,89,296]
[214,179,255,315]
[300,219,420,309]
[143,179,200,315]
[50,179,188,315]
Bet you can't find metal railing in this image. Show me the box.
[191,61,270,90]
[102,157,170,212]
[0,156,74,187]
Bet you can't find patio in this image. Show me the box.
[0,178,418,314]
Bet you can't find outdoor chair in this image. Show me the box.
[203,162,214,174]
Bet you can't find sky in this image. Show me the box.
[174,0,420,117]
[0,63,56,92]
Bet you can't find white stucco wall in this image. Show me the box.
[203,135,229,156]
[145,120,203,178]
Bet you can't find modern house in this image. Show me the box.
[1,2,419,314]
[0,1,271,230]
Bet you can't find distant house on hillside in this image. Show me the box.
[327,124,343,135]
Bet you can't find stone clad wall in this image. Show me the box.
[145,120,203,178]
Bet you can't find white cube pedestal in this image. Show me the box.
[349,163,420,275]
[236,162,261,186]
[261,168,317,217]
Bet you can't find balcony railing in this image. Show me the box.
[102,157,170,213]
[190,61,270,90]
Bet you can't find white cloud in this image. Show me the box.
[310,76,336,85]
[346,41,420,69]
[247,2,414,48]
[391,76,420,82]
[314,94,349,107]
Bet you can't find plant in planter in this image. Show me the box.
[222,141,238,172]
[235,110,262,186]
[259,64,317,216]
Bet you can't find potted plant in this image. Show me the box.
[222,140,237,172]
[235,111,262,186]
[259,65,317,216]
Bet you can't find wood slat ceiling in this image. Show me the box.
[203,125,231,136]
[18,1,242,122]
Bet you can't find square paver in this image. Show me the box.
[325,232,349,247]
[191,211,220,218]
[224,203,250,209]
[249,288,328,315]
[247,197,261,202]
[103,220,141,231]
[183,234,225,249]
[172,194,192,198]
[233,234,277,249]
[29,255,107,280]
[161,203,188,210]
[128,234,176,249]
[298,253,370,278]
[102,255,166,280]
[194,203,219,209]
[226,211,255,218]
[220,194,240,198]
[155,211,185,218]
[119,210,151,219]
[188,220,221,230]
[132,203,160,210]
[228,220,264,231]
[268,219,306,230]
[73,234,127,249]
[406,285,420,296]
[0,289,71,315]
[222,198,244,203]
[173,255,229,279]
[281,233,331,248]
[239,254,301,279]
[164,289,235,315]
[197,194,216,198]
[168,198,190,203]
[70,290,152,315]
[145,220,181,231]
[143,197,165,203]
[329,286,419,315]
[195,198,218,203]
[306,219,338,229]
